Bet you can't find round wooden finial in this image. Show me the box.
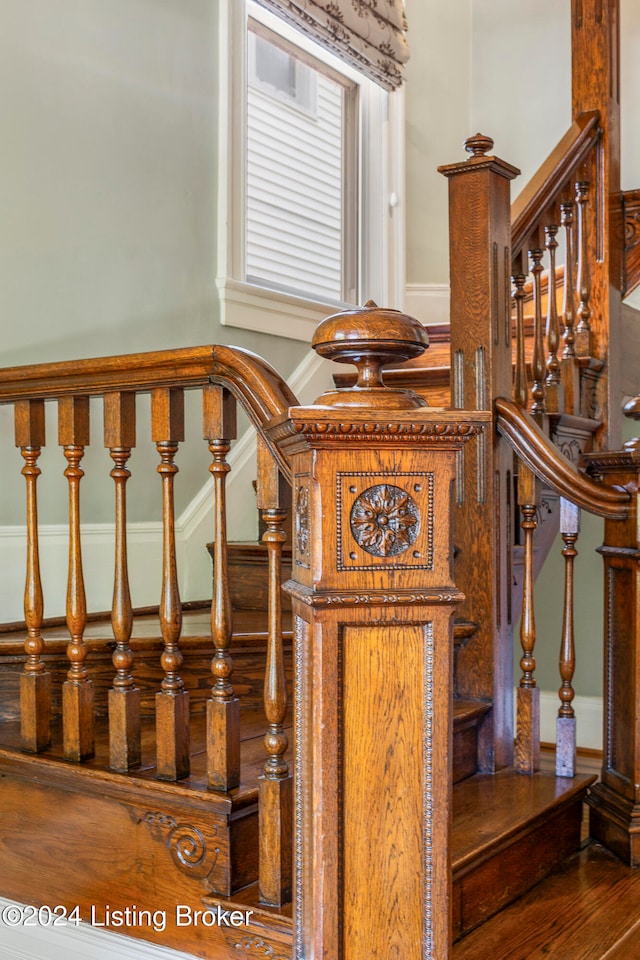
[311,302,429,409]
[464,133,494,158]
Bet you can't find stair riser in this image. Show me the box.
[453,798,584,940]
[0,768,286,960]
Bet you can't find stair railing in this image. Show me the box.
[496,398,631,775]
[2,344,299,907]
[510,111,602,421]
[1,314,491,958]
[440,112,617,771]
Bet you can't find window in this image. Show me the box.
[217,0,404,342]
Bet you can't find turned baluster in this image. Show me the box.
[512,274,528,409]
[575,180,592,356]
[104,392,140,772]
[59,396,94,761]
[529,247,546,416]
[561,201,577,358]
[152,387,189,781]
[515,462,540,773]
[204,385,240,791]
[15,399,50,753]
[544,224,561,413]
[256,436,292,907]
[556,498,580,778]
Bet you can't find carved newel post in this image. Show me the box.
[584,412,640,865]
[268,304,487,960]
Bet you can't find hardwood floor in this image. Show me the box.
[452,842,640,959]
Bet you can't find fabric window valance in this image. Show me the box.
[253,0,409,90]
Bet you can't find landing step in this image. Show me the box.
[452,698,491,784]
[452,768,595,940]
[453,841,640,959]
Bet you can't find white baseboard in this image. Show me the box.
[404,283,450,326]
[538,691,603,751]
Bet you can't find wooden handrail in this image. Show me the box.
[0,343,297,481]
[511,110,601,257]
[495,397,631,518]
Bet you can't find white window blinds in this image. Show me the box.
[252,0,409,89]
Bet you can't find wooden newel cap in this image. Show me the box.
[464,133,494,158]
[311,300,429,409]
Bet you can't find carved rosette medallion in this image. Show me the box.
[337,471,434,572]
[350,484,419,557]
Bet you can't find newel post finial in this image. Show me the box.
[464,132,495,158]
[310,300,429,409]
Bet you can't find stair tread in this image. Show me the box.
[453,698,491,726]
[453,769,596,874]
[0,705,287,815]
[452,842,640,959]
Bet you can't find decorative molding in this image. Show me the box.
[227,935,289,959]
[293,479,310,569]
[0,897,195,960]
[422,621,435,956]
[272,420,485,444]
[284,582,463,607]
[139,811,221,892]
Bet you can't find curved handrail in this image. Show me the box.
[495,397,631,519]
[210,345,298,482]
[511,110,601,257]
[0,343,298,482]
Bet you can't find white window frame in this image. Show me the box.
[216,0,406,343]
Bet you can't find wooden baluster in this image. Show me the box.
[560,200,581,416]
[512,273,528,409]
[529,247,546,416]
[152,387,189,780]
[556,497,579,778]
[256,436,292,907]
[561,201,577,358]
[575,180,593,357]
[544,223,561,413]
[104,392,140,772]
[15,399,50,753]
[204,385,240,791]
[59,396,94,761]
[515,462,540,773]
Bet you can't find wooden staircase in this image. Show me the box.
[4,3,640,958]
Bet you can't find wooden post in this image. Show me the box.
[583,446,640,864]
[571,0,622,447]
[270,304,488,960]
[439,134,520,770]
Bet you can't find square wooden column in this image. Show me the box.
[271,404,487,960]
[439,136,520,770]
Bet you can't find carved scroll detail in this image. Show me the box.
[140,811,220,891]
